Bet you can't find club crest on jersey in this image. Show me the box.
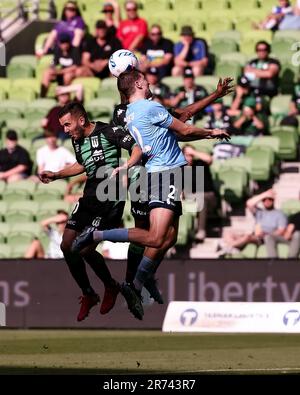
[91,136,99,148]
[92,217,101,227]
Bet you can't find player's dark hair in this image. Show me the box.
[58,101,89,125]
[255,40,271,53]
[117,69,144,101]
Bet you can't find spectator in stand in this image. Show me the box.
[140,24,174,79]
[283,211,300,258]
[168,67,208,123]
[228,76,269,117]
[145,67,171,105]
[243,41,280,98]
[100,1,121,38]
[37,1,85,57]
[24,211,69,259]
[41,84,83,140]
[253,0,293,30]
[280,80,300,128]
[64,173,87,203]
[172,25,208,77]
[233,97,268,136]
[35,130,76,177]
[0,130,32,183]
[182,144,218,242]
[217,228,258,257]
[117,0,148,52]
[77,20,122,80]
[247,189,288,258]
[40,33,81,97]
[204,98,232,132]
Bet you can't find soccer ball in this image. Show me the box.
[109,49,139,77]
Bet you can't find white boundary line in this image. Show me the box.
[179,367,300,373]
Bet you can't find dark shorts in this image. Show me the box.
[147,169,182,216]
[66,197,125,233]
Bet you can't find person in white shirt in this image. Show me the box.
[37,130,76,174]
[25,211,68,259]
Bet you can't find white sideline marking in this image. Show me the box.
[181,367,300,373]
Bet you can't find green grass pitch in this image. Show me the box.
[1,330,300,374]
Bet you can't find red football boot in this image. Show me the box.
[77,294,100,322]
[100,280,120,315]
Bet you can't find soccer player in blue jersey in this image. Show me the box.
[72,70,230,319]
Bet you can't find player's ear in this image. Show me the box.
[79,115,85,126]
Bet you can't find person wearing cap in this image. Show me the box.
[40,84,83,140]
[246,189,288,258]
[0,130,32,182]
[233,96,268,136]
[117,0,148,51]
[145,67,171,104]
[204,98,232,132]
[140,24,174,79]
[243,40,280,98]
[37,1,85,58]
[172,25,208,77]
[78,19,121,79]
[40,32,81,97]
[101,1,121,39]
[168,67,208,123]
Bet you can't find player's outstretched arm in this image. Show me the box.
[39,162,85,183]
[170,116,231,142]
[175,77,234,123]
[111,145,142,178]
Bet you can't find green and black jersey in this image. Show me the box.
[72,121,136,197]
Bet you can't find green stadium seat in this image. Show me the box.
[40,200,70,213]
[9,55,38,70]
[215,61,242,80]
[5,210,35,223]
[142,0,171,11]
[35,55,53,81]
[161,76,182,90]
[0,201,7,222]
[211,39,238,58]
[10,245,29,258]
[250,136,280,154]
[273,30,300,41]
[0,100,26,120]
[8,231,35,247]
[218,167,248,203]
[228,0,258,10]
[201,0,229,11]
[240,243,258,259]
[213,30,242,44]
[0,180,6,195]
[36,179,67,195]
[270,94,291,117]
[271,128,298,160]
[85,98,116,118]
[25,98,56,121]
[35,209,57,222]
[219,52,247,66]
[195,75,219,93]
[6,180,37,197]
[256,243,289,259]
[0,244,12,259]
[2,189,31,202]
[0,78,11,98]
[4,118,30,135]
[204,17,233,35]
[222,157,252,173]
[34,32,49,54]
[72,77,101,100]
[8,200,39,214]
[245,146,274,181]
[7,63,35,79]
[281,199,300,217]
[272,37,297,57]
[10,222,41,235]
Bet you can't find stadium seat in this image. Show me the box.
[0,100,26,121]
[204,17,233,35]
[161,76,182,90]
[72,77,101,101]
[195,75,219,93]
[40,200,70,213]
[219,52,247,66]
[35,209,57,222]
[8,200,39,215]
[215,61,242,80]
[25,98,56,122]
[270,94,291,117]
[0,201,7,222]
[0,181,6,195]
[10,244,29,258]
[271,128,298,160]
[210,39,238,58]
[2,189,32,202]
[213,30,242,44]
[4,118,30,136]
[240,243,258,259]
[281,199,300,217]
[200,0,229,12]
[35,55,53,81]
[245,146,274,181]
[7,63,35,79]
[34,32,49,54]
[10,222,41,235]
[218,167,248,203]
[0,78,11,98]
[9,55,38,70]
[142,0,171,11]
[8,231,35,247]
[0,244,12,259]
[256,243,289,259]
[5,210,35,223]
[6,180,37,197]
[85,98,116,118]
[250,136,280,154]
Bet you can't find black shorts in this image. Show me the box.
[147,169,182,216]
[66,197,125,233]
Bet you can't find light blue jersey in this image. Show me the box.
[126,99,187,172]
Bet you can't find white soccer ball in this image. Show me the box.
[108,49,139,77]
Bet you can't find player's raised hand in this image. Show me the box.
[210,128,231,141]
[39,171,56,183]
[216,77,235,98]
